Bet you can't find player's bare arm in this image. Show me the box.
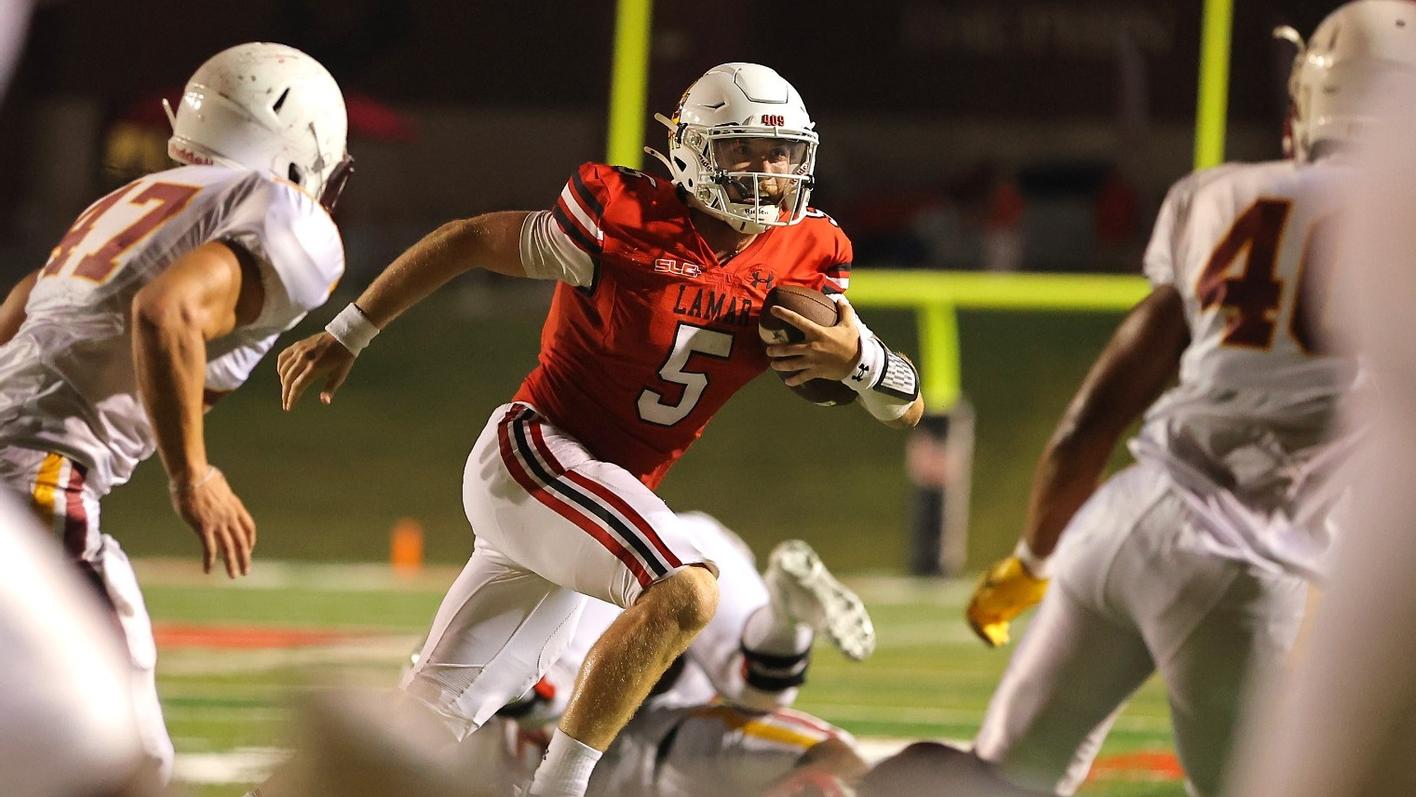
[132,240,263,579]
[277,210,530,410]
[1021,284,1187,558]
[967,285,1186,647]
[765,300,925,428]
[0,268,37,345]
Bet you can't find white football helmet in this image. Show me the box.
[646,62,817,233]
[1277,0,1416,162]
[164,42,352,208]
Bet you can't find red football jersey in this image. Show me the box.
[513,162,853,488]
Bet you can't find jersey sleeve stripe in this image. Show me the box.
[552,203,601,255]
[558,184,604,244]
[824,263,851,293]
[496,408,655,587]
[570,171,606,217]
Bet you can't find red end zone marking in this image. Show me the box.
[1087,751,1184,783]
[154,623,355,649]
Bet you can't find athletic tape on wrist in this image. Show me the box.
[1015,539,1052,580]
[845,332,887,393]
[325,302,378,355]
[170,465,220,495]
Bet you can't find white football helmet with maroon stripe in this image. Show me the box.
[647,62,818,234]
[165,42,352,208]
[1278,0,1416,162]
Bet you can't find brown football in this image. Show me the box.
[759,286,859,407]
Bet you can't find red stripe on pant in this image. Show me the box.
[526,421,684,570]
[62,461,89,558]
[495,410,653,588]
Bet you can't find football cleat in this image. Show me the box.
[765,540,876,661]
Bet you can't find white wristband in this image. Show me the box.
[845,331,887,393]
[325,302,379,356]
[1014,539,1052,579]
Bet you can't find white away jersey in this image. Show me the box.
[1131,159,1357,577]
[0,165,343,494]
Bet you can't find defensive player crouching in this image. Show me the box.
[278,62,922,797]
[0,43,350,780]
[961,4,1398,795]
[451,512,874,797]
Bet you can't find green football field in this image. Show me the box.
[143,559,1185,797]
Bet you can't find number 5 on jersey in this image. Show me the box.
[637,323,734,426]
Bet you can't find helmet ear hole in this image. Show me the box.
[273,87,290,114]
[287,163,303,184]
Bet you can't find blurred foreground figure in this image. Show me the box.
[0,42,350,779]
[0,0,32,104]
[0,491,155,797]
[1223,13,1416,797]
[962,3,1416,794]
[859,743,1054,797]
[278,61,920,797]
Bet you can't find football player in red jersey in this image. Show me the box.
[278,62,923,797]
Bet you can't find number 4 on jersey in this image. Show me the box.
[42,182,201,284]
[1198,198,1336,354]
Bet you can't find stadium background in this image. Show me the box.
[0,2,1347,794]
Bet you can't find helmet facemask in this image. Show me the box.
[652,117,817,233]
[645,62,820,234]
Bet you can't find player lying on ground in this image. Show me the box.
[446,512,872,797]
[248,514,871,797]
[957,3,1407,794]
[278,62,922,796]
[0,42,351,781]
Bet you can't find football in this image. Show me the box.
[759,286,859,407]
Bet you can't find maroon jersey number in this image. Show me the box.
[42,181,202,284]
[1197,198,1290,349]
[1197,198,1338,354]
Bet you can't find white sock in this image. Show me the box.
[529,728,602,797]
[743,604,814,655]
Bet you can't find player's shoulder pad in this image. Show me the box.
[1167,160,1290,204]
[225,172,345,322]
[579,161,671,205]
[798,206,854,272]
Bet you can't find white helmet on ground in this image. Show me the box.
[164,42,352,208]
[1277,0,1416,162]
[646,62,817,233]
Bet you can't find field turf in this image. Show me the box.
[144,560,1185,797]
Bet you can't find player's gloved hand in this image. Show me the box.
[965,553,1049,647]
[278,331,356,410]
[170,466,255,579]
[765,299,863,385]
